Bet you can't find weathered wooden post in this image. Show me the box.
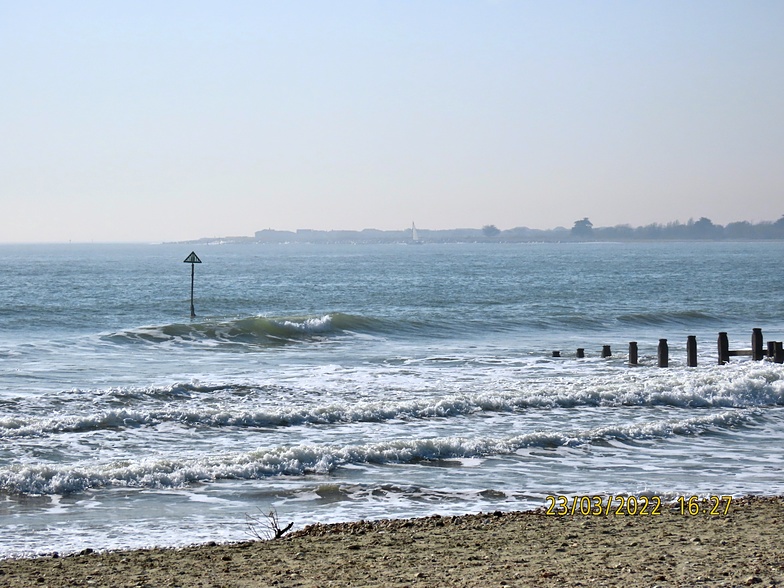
[628,342,638,366]
[775,342,784,364]
[601,345,612,358]
[658,339,668,368]
[687,335,698,367]
[752,328,764,361]
[576,348,585,358]
[183,251,202,318]
[768,341,776,359]
[718,332,730,365]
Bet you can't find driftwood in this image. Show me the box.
[245,509,294,541]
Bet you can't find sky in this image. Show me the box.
[1,1,783,243]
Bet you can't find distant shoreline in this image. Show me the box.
[2,216,783,245]
[174,234,784,245]
[179,216,784,244]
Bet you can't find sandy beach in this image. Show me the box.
[1,495,782,587]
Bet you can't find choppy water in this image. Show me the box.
[1,241,783,557]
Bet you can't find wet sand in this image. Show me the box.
[1,495,782,587]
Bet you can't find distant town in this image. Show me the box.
[180,216,784,245]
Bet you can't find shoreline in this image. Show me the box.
[1,495,782,587]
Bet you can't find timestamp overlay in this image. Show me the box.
[545,495,733,516]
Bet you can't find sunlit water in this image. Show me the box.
[1,241,783,556]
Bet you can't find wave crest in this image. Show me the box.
[0,409,758,495]
[3,366,783,439]
[102,313,387,347]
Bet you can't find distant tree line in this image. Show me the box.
[569,216,784,241]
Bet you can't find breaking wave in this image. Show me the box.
[102,313,392,347]
[3,365,783,438]
[0,409,756,495]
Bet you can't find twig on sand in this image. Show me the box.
[245,509,294,541]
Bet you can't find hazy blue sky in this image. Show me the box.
[2,1,783,242]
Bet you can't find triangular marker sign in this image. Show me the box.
[183,252,202,263]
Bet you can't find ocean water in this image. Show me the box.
[1,241,783,557]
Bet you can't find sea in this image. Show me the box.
[1,241,783,557]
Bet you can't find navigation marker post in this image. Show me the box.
[183,251,202,318]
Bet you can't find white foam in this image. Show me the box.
[3,364,781,439]
[0,407,756,495]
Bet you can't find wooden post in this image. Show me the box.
[752,328,764,361]
[718,332,729,365]
[658,339,668,368]
[628,342,638,366]
[601,345,612,358]
[687,335,697,367]
[774,342,784,364]
[552,351,561,357]
[768,341,776,359]
[576,348,585,358]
